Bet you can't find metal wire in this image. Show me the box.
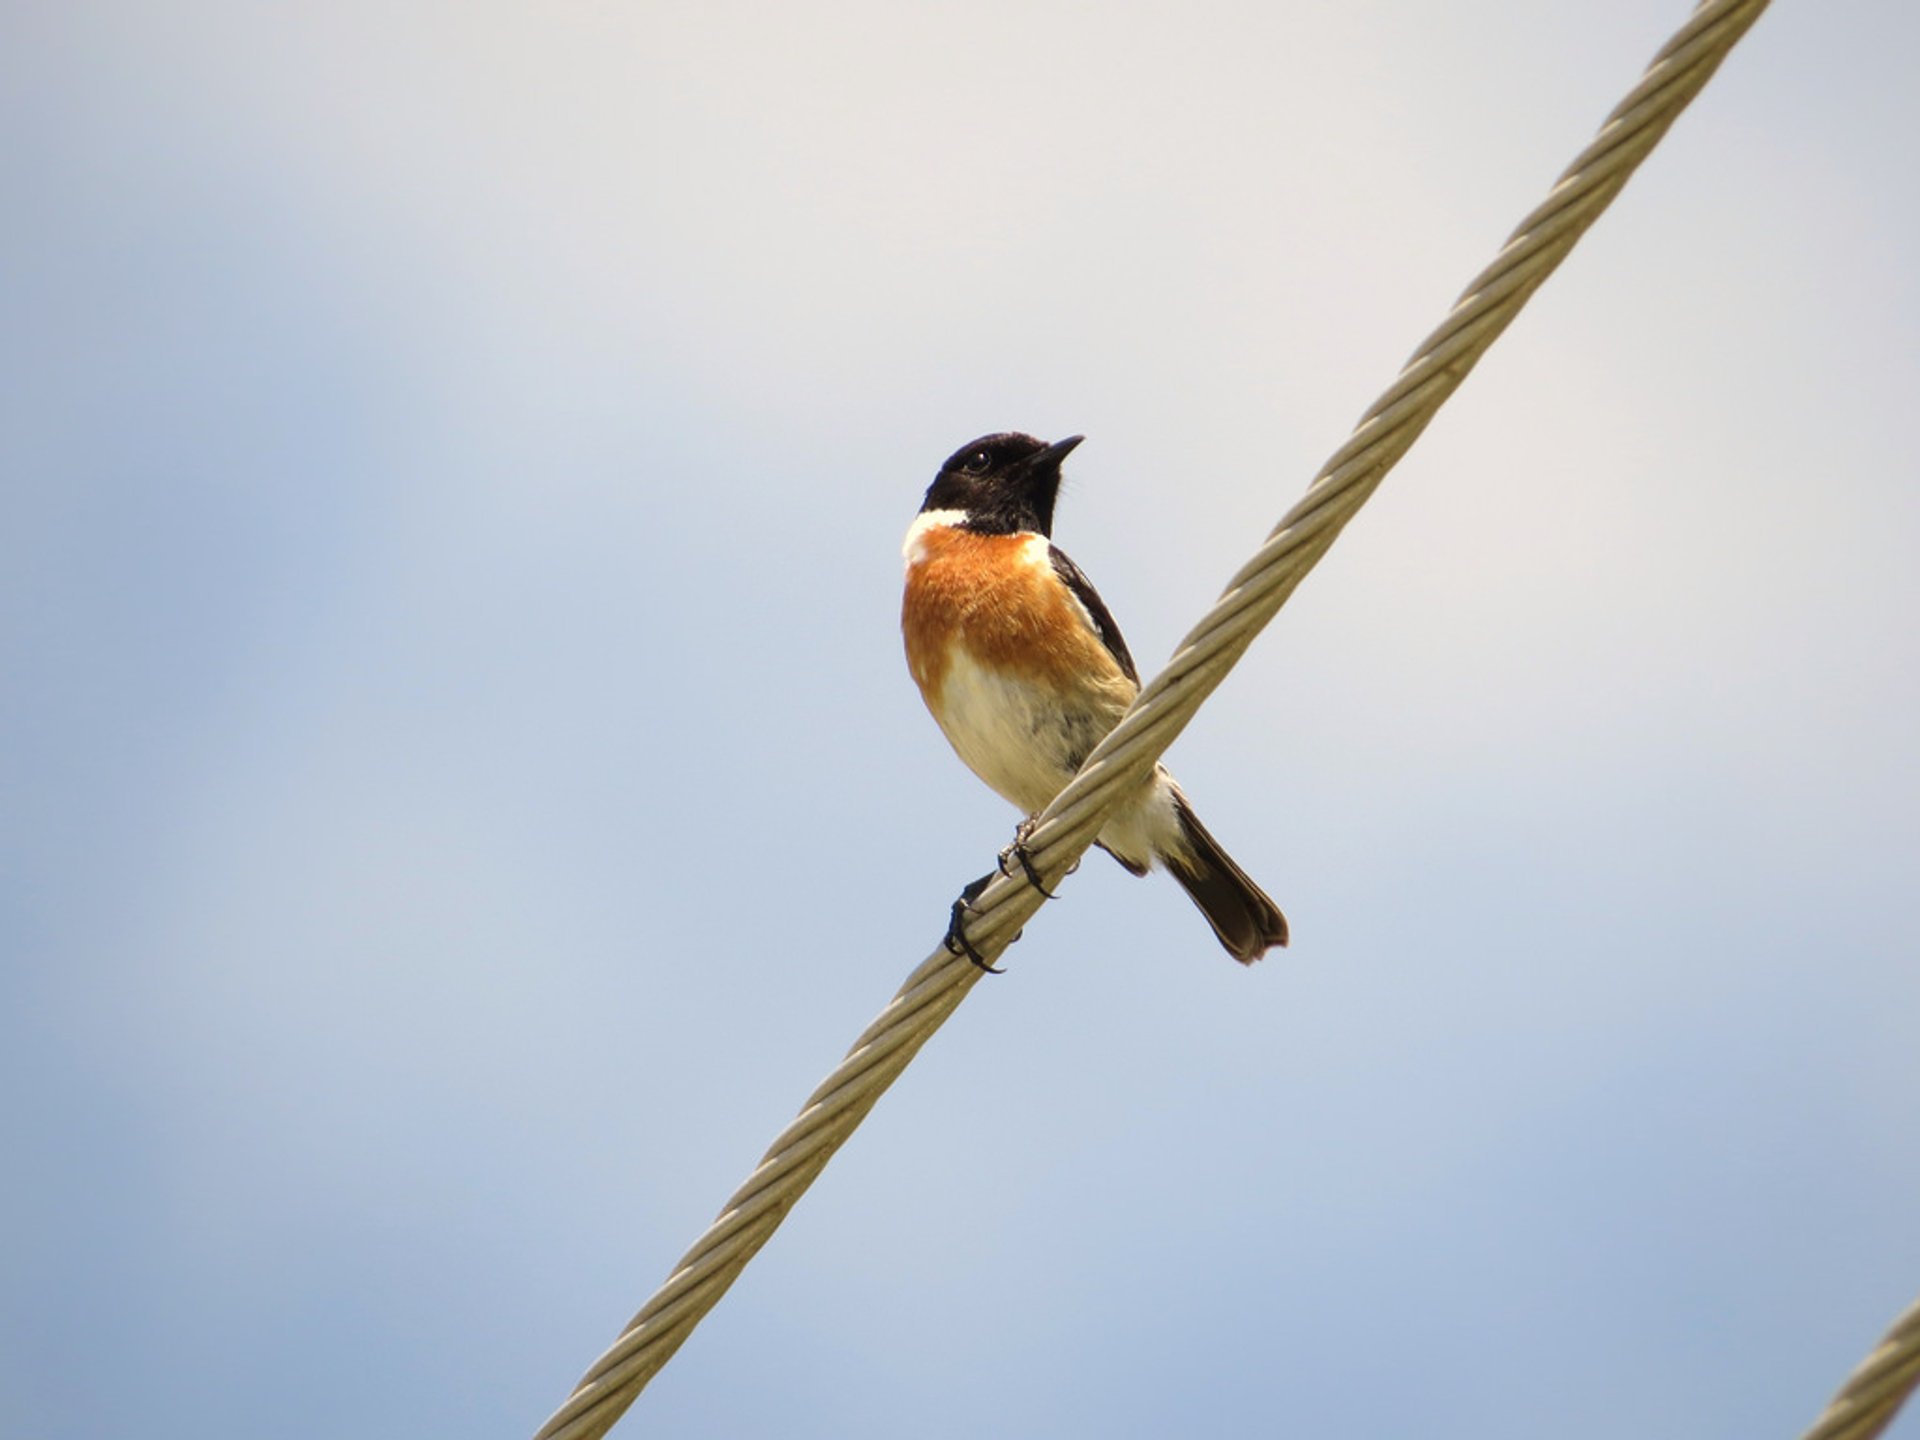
[533,4,1774,1436]
[1799,1296,1920,1440]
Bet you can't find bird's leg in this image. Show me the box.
[997,816,1056,898]
[944,872,1004,974]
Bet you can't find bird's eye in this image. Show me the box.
[961,448,992,475]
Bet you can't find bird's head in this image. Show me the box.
[919,432,1084,536]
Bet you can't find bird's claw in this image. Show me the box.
[996,818,1056,898]
[944,873,1004,973]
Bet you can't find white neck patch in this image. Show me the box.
[901,508,970,568]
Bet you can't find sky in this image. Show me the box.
[4,2,1918,1437]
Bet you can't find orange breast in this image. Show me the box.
[901,527,1129,704]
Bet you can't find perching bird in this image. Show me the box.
[901,431,1288,965]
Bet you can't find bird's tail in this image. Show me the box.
[1162,791,1289,964]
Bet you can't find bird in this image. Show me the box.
[901,431,1288,967]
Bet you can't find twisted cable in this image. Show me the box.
[1798,1296,1920,1440]
[533,4,1772,1435]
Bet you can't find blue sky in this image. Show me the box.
[4,3,1917,1437]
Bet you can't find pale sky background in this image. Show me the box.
[4,3,1917,1437]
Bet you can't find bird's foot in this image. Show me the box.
[997,817,1056,898]
[944,873,1005,974]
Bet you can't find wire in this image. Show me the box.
[533,4,1775,1436]
[1799,1296,1920,1440]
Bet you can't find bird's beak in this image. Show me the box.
[1038,434,1085,469]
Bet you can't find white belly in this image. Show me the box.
[932,646,1093,814]
[929,644,1180,871]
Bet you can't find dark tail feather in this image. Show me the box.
[1163,794,1289,964]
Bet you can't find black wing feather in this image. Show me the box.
[1048,545,1138,684]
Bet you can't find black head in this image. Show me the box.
[919,432,1085,537]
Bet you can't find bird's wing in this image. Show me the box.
[1048,544,1139,685]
